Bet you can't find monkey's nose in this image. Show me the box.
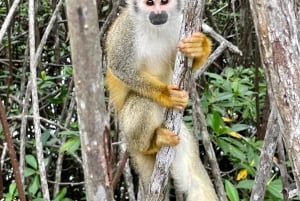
[149,11,168,25]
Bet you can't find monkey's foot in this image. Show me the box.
[156,127,180,147]
[142,128,180,155]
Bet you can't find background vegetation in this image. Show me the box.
[0,0,298,200]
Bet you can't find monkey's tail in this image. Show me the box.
[171,123,219,201]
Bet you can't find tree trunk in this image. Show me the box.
[65,1,114,200]
[249,0,300,194]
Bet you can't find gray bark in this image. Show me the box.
[250,106,280,201]
[249,0,300,194]
[65,0,114,200]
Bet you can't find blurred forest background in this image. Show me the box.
[0,0,299,201]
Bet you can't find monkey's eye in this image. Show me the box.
[161,0,168,5]
[146,0,154,6]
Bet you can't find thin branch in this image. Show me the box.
[8,115,67,130]
[29,0,50,199]
[0,99,26,201]
[0,143,7,170]
[19,83,31,186]
[250,106,280,201]
[32,0,64,70]
[194,42,227,78]
[202,23,242,55]
[112,151,130,190]
[54,93,76,196]
[0,0,21,43]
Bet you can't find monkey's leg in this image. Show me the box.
[170,123,219,201]
[119,94,173,197]
[119,93,179,154]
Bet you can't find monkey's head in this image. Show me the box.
[128,0,184,27]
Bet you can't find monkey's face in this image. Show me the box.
[130,0,184,26]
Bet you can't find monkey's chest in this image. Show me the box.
[137,47,175,83]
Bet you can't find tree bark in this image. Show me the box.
[249,0,300,194]
[250,105,280,201]
[147,0,205,200]
[65,1,114,200]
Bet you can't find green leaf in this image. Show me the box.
[205,72,223,80]
[8,182,17,196]
[61,199,74,201]
[232,80,239,94]
[267,179,283,199]
[215,92,234,102]
[61,137,81,154]
[211,111,221,134]
[24,167,36,177]
[58,130,79,137]
[28,174,40,196]
[4,195,13,201]
[225,179,239,201]
[41,71,47,80]
[229,124,249,132]
[26,155,38,170]
[33,198,44,201]
[236,179,254,189]
[227,143,246,161]
[42,129,51,145]
[54,187,67,201]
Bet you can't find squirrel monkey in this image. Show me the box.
[106,0,218,200]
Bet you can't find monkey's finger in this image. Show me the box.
[180,33,205,44]
[179,47,204,58]
[167,84,180,91]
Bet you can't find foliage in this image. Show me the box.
[200,66,298,200]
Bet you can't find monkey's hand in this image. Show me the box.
[177,32,212,71]
[143,127,180,155]
[157,84,188,110]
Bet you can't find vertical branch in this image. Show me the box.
[147,1,205,200]
[0,100,26,201]
[28,0,51,200]
[0,0,21,43]
[19,84,31,186]
[250,105,280,201]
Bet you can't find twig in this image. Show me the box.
[0,0,21,43]
[190,81,227,201]
[202,23,242,55]
[0,143,7,170]
[53,92,76,197]
[112,151,130,190]
[19,83,31,186]
[194,42,227,78]
[8,114,66,130]
[0,99,26,201]
[48,180,85,186]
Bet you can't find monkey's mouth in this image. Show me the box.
[149,11,168,25]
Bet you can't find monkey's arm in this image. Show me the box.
[107,66,188,111]
[177,32,212,71]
